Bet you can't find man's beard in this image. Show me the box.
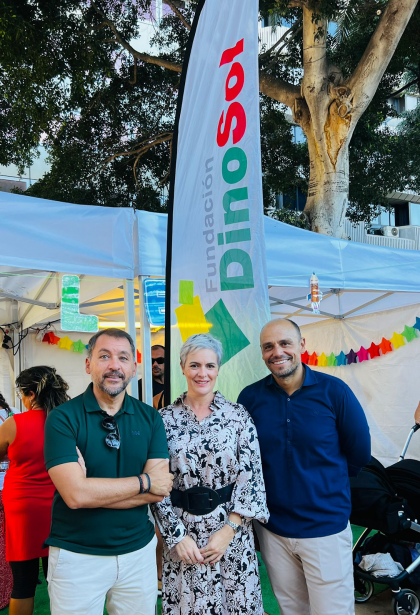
[96,371,130,397]
[270,359,299,379]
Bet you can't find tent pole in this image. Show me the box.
[12,301,22,410]
[123,279,139,399]
[138,276,153,406]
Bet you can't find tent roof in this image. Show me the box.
[2,193,420,329]
[1,193,137,279]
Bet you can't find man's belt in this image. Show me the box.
[170,483,234,516]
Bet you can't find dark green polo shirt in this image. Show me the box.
[44,383,169,555]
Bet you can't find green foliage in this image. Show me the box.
[0,0,420,222]
[267,206,310,229]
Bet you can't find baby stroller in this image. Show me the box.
[351,424,420,614]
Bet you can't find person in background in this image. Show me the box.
[0,390,14,609]
[238,319,371,615]
[138,345,165,409]
[0,366,70,615]
[0,392,11,422]
[0,391,19,421]
[138,344,166,592]
[153,333,269,615]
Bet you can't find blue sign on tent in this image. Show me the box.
[143,279,165,327]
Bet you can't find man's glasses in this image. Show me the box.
[101,416,121,449]
[152,357,164,365]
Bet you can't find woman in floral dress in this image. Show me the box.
[152,334,269,615]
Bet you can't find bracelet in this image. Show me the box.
[144,473,151,493]
[138,475,145,494]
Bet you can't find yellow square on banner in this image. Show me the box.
[175,296,211,342]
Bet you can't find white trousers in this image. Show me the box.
[47,535,158,615]
[255,522,355,615]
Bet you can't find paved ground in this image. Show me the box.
[355,590,393,614]
[355,587,420,613]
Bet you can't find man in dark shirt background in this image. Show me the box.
[238,319,371,615]
[138,345,165,407]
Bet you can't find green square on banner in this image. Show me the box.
[205,299,250,363]
[179,281,194,305]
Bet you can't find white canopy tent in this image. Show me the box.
[2,193,420,464]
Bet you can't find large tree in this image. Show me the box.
[1,0,419,234]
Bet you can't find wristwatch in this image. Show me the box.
[226,520,241,533]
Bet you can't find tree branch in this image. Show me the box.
[260,23,297,59]
[348,0,419,119]
[391,76,418,98]
[165,0,191,30]
[264,25,303,71]
[98,132,173,178]
[259,72,300,109]
[91,2,182,73]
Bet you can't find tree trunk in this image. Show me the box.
[304,127,350,237]
[298,7,353,237]
[297,75,355,237]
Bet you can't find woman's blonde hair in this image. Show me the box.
[180,334,223,368]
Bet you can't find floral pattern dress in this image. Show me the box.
[152,392,269,615]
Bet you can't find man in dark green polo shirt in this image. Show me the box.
[44,328,173,615]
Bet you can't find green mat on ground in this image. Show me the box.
[0,526,383,615]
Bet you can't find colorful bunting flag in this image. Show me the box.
[402,325,417,342]
[368,342,380,359]
[301,351,309,365]
[390,332,405,349]
[414,317,420,332]
[336,351,347,366]
[379,337,393,355]
[42,332,86,353]
[58,336,74,351]
[308,352,318,366]
[356,346,369,363]
[327,352,337,367]
[346,349,357,365]
[72,340,85,354]
[317,352,328,367]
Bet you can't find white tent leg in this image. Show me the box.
[12,302,22,410]
[138,276,153,406]
[123,279,139,400]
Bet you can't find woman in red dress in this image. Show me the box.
[0,366,70,615]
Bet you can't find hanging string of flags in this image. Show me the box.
[41,332,142,363]
[303,318,420,367]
